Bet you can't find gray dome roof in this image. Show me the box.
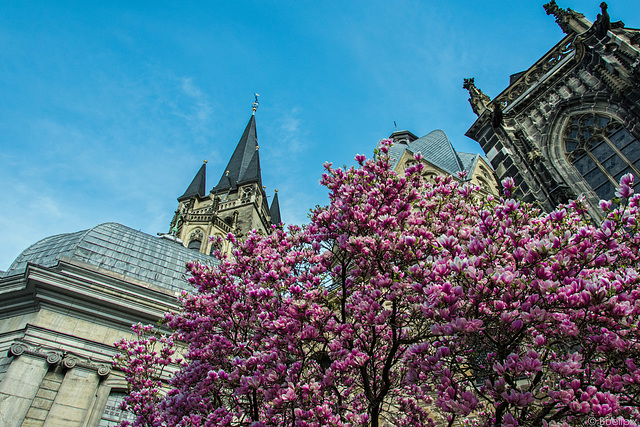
[380,130,465,176]
[4,222,216,293]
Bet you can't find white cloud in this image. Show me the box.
[175,76,213,132]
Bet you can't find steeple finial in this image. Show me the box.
[543,1,591,35]
[252,93,260,115]
[463,78,492,117]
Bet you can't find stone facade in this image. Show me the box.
[0,255,183,426]
[465,1,640,219]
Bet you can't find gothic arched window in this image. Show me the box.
[564,113,640,200]
[188,229,204,251]
[188,239,202,251]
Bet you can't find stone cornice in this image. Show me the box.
[0,261,179,327]
[495,36,582,111]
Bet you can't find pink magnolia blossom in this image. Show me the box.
[115,140,640,427]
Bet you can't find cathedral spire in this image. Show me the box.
[178,160,207,202]
[211,114,261,194]
[543,0,591,35]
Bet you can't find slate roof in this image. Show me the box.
[4,222,216,293]
[457,152,480,175]
[212,115,262,193]
[178,162,207,201]
[379,130,494,178]
[381,129,465,176]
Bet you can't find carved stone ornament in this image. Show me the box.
[8,341,111,377]
[62,354,111,376]
[46,352,62,365]
[463,78,492,116]
[9,343,26,357]
[189,229,204,240]
[9,342,61,366]
[97,364,112,377]
[63,355,78,369]
[595,2,611,39]
[494,39,580,107]
[543,0,587,35]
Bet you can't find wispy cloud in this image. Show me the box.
[178,76,212,126]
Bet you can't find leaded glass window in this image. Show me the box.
[564,113,640,200]
[98,391,136,426]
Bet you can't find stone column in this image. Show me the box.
[42,356,105,426]
[0,345,51,427]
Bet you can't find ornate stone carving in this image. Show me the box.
[495,40,579,107]
[8,341,111,377]
[240,186,253,203]
[46,352,62,365]
[63,355,78,369]
[9,342,26,356]
[97,364,111,377]
[594,64,632,95]
[595,2,611,39]
[189,229,204,241]
[463,78,491,117]
[543,0,587,35]
[62,354,111,376]
[9,342,62,367]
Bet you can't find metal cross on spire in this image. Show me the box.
[252,93,260,115]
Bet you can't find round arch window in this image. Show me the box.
[564,113,640,200]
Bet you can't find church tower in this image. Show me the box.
[168,98,282,255]
[465,2,640,219]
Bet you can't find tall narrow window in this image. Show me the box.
[98,391,136,426]
[564,113,640,200]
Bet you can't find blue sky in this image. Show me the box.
[1,0,638,269]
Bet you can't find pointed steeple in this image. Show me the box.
[212,115,262,194]
[178,161,207,201]
[270,190,282,226]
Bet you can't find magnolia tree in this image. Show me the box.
[115,140,640,427]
